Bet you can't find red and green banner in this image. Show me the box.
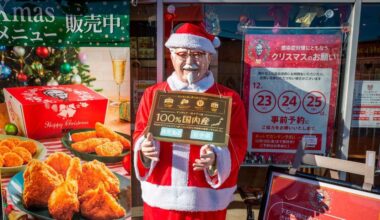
[0,1,129,47]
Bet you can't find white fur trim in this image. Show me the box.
[204,145,231,188]
[165,33,216,54]
[172,143,190,186]
[141,181,236,211]
[133,135,159,181]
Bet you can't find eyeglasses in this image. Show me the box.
[173,50,207,61]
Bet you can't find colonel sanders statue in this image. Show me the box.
[133,23,248,220]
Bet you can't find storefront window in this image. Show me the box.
[163,3,351,162]
[163,3,351,96]
[130,4,157,117]
[349,4,380,159]
[130,3,158,214]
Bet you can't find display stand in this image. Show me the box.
[290,141,376,191]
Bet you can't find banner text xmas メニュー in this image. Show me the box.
[0,1,129,47]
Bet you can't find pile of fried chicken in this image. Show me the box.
[23,152,126,220]
[0,138,37,167]
[70,122,130,157]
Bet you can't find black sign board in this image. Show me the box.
[146,91,232,146]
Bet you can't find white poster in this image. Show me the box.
[248,68,333,155]
[352,80,380,128]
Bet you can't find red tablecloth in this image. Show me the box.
[1,138,130,218]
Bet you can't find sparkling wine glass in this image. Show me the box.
[109,47,127,106]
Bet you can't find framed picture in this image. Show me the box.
[259,167,380,220]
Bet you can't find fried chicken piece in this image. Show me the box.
[78,160,120,197]
[0,146,11,155]
[48,158,82,220]
[8,138,21,144]
[79,183,125,220]
[0,139,16,150]
[71,138,110,153]
[65,157,82,181]
[71,131,97,142]
[3,152,24,167]
[12,147,32,163]
[95,141,123,157]
[4,138,21,146]
[48,180,78,220]
[0,155,3,167]
[45,152,72,178]
[23,160,64,208]
[17,141,37,155]
[95,122,131,150]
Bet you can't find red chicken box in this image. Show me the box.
[3,85,108,140]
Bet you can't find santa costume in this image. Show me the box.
[133,23,248,220]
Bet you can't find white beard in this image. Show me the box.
[186,72,194,85]
[183,63,198,85]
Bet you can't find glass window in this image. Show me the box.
[164,3,351,95]
[130,3,158,214]
[163,3,351,160]
[349,4,380,159]
[130,4,157,118]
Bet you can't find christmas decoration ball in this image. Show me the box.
[34,78,42,85]
[31,61,43,71]
[0,64,11,79]
[60,62,72,74]
[4,123,18,135]
[167,4,175,14]
[71,74,82,84]
[36,46,50,58]
[17,72,28,82]
[0,45,6,51]
[325,9,334,19]
[13,46,26,57]
[47,78,59,86]
[78,52,87,63]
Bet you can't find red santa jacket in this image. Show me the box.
[133,81,247,212]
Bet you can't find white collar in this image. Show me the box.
[167,72,214,92]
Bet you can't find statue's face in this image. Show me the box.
[43,89,68,100]
[170,48,212,84]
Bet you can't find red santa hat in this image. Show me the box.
[165,23,220,54]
